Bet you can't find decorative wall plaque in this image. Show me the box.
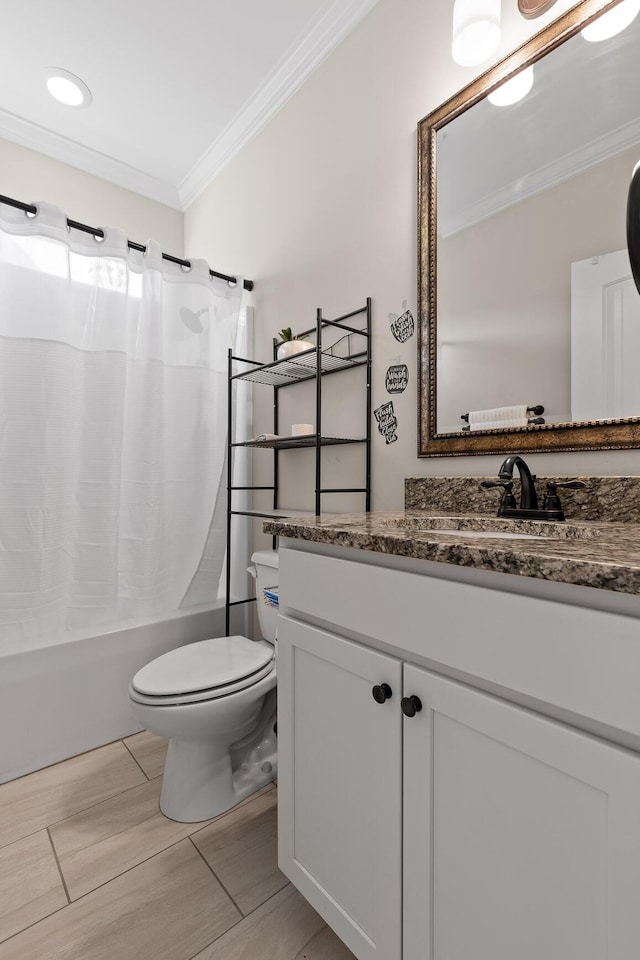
[374,401,398,444]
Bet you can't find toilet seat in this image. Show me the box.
[129,636,275,707]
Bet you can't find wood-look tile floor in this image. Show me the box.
[0,732,356,960]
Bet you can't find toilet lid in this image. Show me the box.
[129,659,276,707]
[131,636,274,698]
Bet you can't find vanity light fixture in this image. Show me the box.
[488,64,534,105]
[452,0,501,66]
[517,0,558,17]
[581,0,640,40]
[44,68,92,108]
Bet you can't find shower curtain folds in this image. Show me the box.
[0,201,243,645]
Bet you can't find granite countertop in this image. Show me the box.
[264,475,640,596]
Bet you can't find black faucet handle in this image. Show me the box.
[480,479,513,491]
[546,479,586,493]
[543,479,586,517]
[480,479,516,511]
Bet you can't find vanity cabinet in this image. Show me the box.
[276,544,640,960]
[277,615,403,960]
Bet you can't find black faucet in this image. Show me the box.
[481,455,585,521]
[480,455,538,517]
[498,455,538,511]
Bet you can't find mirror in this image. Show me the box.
[418,0,640,456]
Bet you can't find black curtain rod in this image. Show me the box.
[0,193,254,292]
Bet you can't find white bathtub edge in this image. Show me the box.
[0,605,235,783]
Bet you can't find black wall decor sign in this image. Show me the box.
[385,364,409,394]
[374,401,398,444]
[390,308,414,343]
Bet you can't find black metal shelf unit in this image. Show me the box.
[224,298,372,635]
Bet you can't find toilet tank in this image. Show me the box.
[250,549,279,642]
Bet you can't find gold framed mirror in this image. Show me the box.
[418,0,640,457]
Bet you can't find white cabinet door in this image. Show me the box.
[278,615,403,960]
[403,664,640,960]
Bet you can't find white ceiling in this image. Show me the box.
[0,0,378,210]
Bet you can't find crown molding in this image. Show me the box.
[440,115,640,238]
[0,108,182,209]
[178,0,380,209]
[0,0,378,212]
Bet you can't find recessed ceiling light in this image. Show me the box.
[488,65,535,106]
[44,68,92,108]
[581,0,640,41]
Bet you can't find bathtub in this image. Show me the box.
[0,602,248,783]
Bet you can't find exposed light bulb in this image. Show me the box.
[581,0,640,41]
[452,0,501,67]
[44,68,92,108]
[488,65,534,106]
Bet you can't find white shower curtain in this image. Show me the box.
[0,201,243,643]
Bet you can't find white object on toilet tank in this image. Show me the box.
[249,549,279,642]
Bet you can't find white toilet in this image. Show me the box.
[129,549,279,823]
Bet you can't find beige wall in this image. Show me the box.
[0,138,183,253]
[185,0,640,511]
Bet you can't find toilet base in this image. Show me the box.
[159,693,278,823]
[160,741,277,823]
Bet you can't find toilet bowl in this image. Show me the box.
[129,549,279,823]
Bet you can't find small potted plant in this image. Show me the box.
[276,327,315,361]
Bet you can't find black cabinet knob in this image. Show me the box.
[372,683,392,704]
[401,695,423,718]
